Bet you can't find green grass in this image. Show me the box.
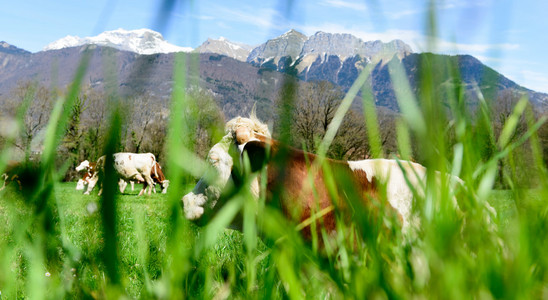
[0,181,539,298]
[0,182,270,298]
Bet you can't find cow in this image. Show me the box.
[75,160,97,191]
[181,115,474,241]
[119,161,169,194]
[76,160,138,193]
[182,114,271,221]
[84,153,157,196]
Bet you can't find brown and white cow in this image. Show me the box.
[119,161,169,194]
[77,160,139,193]
[84,153,157,196]
[181,116,469,239]
[75,160,97,191]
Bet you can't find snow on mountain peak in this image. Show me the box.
[42,28,192,54]
[195,37,252,61]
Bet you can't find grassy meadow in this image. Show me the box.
[1,66,548,299]
[1,2,548,299]
[0,182,535,299]
[0,182,267,298]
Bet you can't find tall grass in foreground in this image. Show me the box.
[1,2,548,299]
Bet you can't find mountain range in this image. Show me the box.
[42,28,193,55]
[1,28,547,120]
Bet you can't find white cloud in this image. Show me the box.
[320,0,367,11]
[388,9,423,20]
[219,7,282,30]
[427,38,519,54]
[518,70,548,93]
[195,14,215,21]
[215,21,231,30]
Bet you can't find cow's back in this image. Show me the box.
[113,153,156,181]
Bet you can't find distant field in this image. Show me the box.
[0,181,530,297]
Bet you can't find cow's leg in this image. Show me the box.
[130,181,135,191]
[76,179,85,190]
[85,174,99,195]
[143,174,155,196]
[119,179,128,193]
[132,174,148,196]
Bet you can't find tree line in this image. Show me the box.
[0,81,224,181]
[0,80,546,188]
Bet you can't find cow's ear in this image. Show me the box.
[243,141,268,172]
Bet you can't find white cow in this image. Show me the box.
[85,153,157,196]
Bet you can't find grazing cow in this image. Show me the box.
[84,153,157,196]
[76,160,137,192]
[119,162,169,194]
[181,115,468,239]
[75,160,97,191]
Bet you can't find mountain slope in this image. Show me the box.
[247,29,308,69]
[1,42,31,55]
[0,45,291,119]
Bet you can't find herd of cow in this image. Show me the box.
[1,113,495,240]
[74,152,169,196]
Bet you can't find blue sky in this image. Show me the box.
[2,0,547,93]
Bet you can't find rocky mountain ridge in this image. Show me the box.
[0,41,31,55]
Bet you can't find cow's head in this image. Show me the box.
[75,160,90,172]
[159,180,170,194]
[181,114,271,221]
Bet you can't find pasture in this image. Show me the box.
[0,182,268,298]
[0,180,543,298]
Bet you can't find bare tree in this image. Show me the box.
[491,89,529,187]
[142,116,168,161]
[286,80,370,159]
[376,108,398,155]
[182,88,225,159]
[126,93,159,154]
[291,81,344,151]
[80,88,107,161]
[329,110,370,160]
[4,81,54,155]
[492,89,528,142]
